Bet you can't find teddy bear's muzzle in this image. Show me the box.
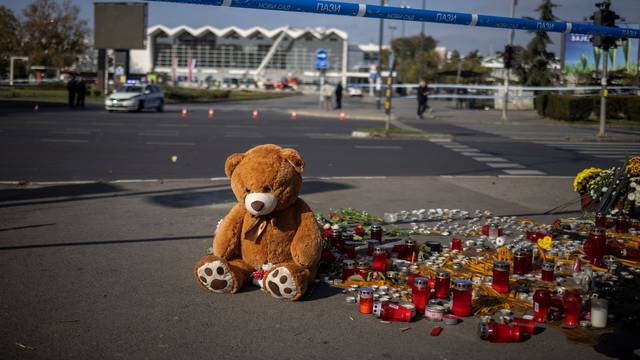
[245,192,277,216]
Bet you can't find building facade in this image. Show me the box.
[130,25,349,85]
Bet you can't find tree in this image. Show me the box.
[0,6,21,78]
[390,34,440,83]
[514,0,559,86]
[20,0,89,69]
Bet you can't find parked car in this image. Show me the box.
[105,84,164,112]
[348,87,363,97]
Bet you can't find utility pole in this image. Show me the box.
[376,0,385,110]
[599,49,609,137]
[418,0,425,79]
[501,0,516,121]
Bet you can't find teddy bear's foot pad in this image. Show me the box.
[196,259,234,293]
[265,267,297,299]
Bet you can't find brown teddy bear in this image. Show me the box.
[194,144,322,300]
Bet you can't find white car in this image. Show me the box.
[105,84,164,112]
[348,87,363,97]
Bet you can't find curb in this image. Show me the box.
[288,110,396,122]
[350,130,453,140]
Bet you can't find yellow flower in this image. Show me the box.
[627,157,640,176]
[573,167,602,194]
[538,235,553,250]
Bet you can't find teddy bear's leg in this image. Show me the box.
[194,255,252,294]
[263,262,312,301]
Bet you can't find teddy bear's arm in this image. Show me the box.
[213,203,246,260]
[289,199,322,269]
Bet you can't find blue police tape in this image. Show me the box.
[147,0,640,39]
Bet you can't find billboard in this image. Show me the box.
[564,24,639,75]
[94,3,148,49]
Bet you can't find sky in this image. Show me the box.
[3,0,640,56]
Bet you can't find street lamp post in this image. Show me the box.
[598,48,609,137]
[419,0,425,79]
[501,0,517,121]
[376,0,385,110]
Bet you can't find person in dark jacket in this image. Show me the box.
[67,76,77,109]
[416,79,430,119]
[334,82,343,109]
[75,78,87,109]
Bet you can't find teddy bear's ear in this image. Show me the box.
[281,148,304,173]
[225,153,245,177]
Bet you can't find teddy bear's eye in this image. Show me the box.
[263,185,271,193]
[245,187,251,193]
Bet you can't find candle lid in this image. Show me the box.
[591,227,605,235]
[436,270,450,279]
[453,279,472,291]
[493,261,510,270]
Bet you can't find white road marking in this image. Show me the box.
[486,163,525,168]
[224,134,265,138]
[50,129,92,135]
[145,141,195,146]
[354,145,403,150]
[502,169,546,175]
[429,138,452,143]
[450,148,477,152]
[40,138,88,143]
[473,157,508,162]
[461,152,492,157]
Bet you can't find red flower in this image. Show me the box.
[354,224,365,237]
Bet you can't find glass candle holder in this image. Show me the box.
[404,239,417,262]
[342,259,356,281]
[381,301,412,322]
[585,227,606,266]
[513,249,530,275]
[533,289,551,323]
[359,288,374,314]
[563,291,581,328]
[541,261,555,282]
[590,298,608,328]
[330,228,343,251]
[370,224,382,241]
[434,270,451,299]
[372,247,388,272]
[478,319,520,343]
[356,261,370,278]
[451,280,473,317]
[451,238,463,252]
[492,261,510,294]
[343,241,356,259]
[513,317,535,334]
[367,240,380,256]
[411,277,429,315]
[616,215,628,234]
[595,212,606,228]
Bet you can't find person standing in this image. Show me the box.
[321,82,334,111]
[416,79,430,119]
[67,75,77,109]
[334,82,343,109]
[75,78,86,109]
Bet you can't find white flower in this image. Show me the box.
[601,187,608,193]
[629,193,636,201]
[631,182,638,189]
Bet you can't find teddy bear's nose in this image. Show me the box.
[251,201,265,211]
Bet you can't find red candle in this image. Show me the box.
[492,261,510,294]
[563,291,581,328]
[533,289,551,323]
[330,228,343,251]
[585,227,606,266]
[513,249,532,275]
[451,280,473,317]
[367,240,380,256]
[342,259,356,281]
[404,239,417,262]
[595,212,606,228]
[479,320,520,343]
[512,317,535,334]
[356,261,370,278]
[343,241,356,259]
[616,215,628,234]
[412,277,429,314]
[370,224,382,241]
[372,247,388,272]
[541,262,555,282]
[434,270,451,299]
[359,288,373,314]
[451,238,463,251]
[407,272,419,289]
[380,301,412,322]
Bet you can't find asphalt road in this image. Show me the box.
[1,95,638,182]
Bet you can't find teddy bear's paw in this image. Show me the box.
[196,259,234,293]
[265,267,298,300]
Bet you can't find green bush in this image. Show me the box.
[593,95,640,121]
[544,95,594,121]
[535,93,549,117]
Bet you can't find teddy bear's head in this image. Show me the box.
[225,144,304,216]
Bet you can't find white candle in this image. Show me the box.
[591,298,608,328]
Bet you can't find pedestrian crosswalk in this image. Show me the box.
[430,138,547,176]
[533,141,640,162]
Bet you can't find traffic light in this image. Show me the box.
[590,1,620,49]
[503,45,515,69]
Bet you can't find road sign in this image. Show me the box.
[315,49,328,70]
